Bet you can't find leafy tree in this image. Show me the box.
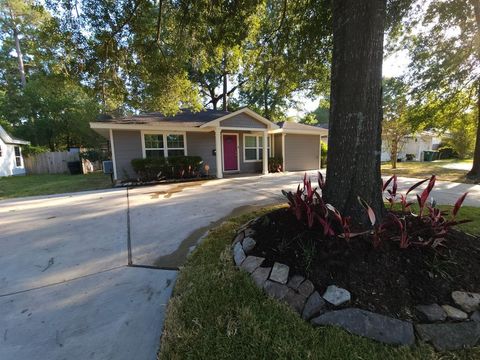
[10,74,101,150]
[300,98,330,125]
[0,0,102,149]
[443,112,477,159]
[239,0,331,120]
[395,0,480,179]
[0,0,49,88]
[382,77,415,169]
[177,0,261,110]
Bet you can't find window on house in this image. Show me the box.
[244,135,270,161]
[14,146,21,166]
[144,134,185,158]
[166,134,185,157]
[144,134,165,158]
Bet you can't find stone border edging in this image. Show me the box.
[232,217,480,351]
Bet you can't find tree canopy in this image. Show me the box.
[391,0,480,178]
[0,0,334,148]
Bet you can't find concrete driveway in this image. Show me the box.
[0,172,305,360]
[1,172,479,360]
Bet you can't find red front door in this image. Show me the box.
[223,135,238,171]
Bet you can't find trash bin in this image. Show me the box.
[423,151,439,162]
[67,161,83,175]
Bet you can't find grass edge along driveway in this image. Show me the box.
[0,172,112,200]
[158,205,480,360]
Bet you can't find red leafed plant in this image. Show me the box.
[380,174,470,249]
[284,173,470,250]
[282,172,353,239]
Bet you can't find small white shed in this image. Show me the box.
[381,131,443,162]
[0,125,30,177]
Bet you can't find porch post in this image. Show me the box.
[262,131,268,175]
[215,128,223,178]
[281,133,286,171]
[319,135,322,169]
[109,128,118,180]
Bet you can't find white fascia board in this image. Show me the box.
[269,128,329,136]
[89,122,212,132]
[199,107,279,129]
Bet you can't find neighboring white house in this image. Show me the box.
[0,125,30,177]
[381,130,443,162]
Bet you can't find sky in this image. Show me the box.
[286,50,411,119]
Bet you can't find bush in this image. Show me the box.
[320,142,327,168]
[131,156,203,181]
[268,157,283,172]
[438,146,458,159]
[80,149,109,162]
[21,145,49,157]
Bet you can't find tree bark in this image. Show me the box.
[8,7,26,88]
[222,52,228,111]
[324,0,386,223]
[467,0,480,180]
[390,141,398,169]
[467,80,480,180]
[222,72,228,111]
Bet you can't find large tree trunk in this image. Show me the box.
[13,26,26,88]
[390,141,398,169]
[222,52,228,111]
[324,0,386,223]
[8,7,26,88]
[222,72,228,111]
[467,80,480,180]
[467,0,480,180]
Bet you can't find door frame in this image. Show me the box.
[221,133,240,173]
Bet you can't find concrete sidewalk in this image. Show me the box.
[387,176,480,207]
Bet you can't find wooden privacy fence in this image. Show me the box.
[24,151,79,175]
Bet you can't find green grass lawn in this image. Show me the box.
[382,159,474,183]
[0,172,112,200]
[158,206,480,360]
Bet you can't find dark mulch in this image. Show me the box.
[250,208,480,321]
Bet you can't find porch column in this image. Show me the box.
[319,135,322,169]
[215,128,223,179]
[109,128,118,180]
[281,133,286,171]
[262,131,268,175]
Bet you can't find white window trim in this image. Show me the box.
[243,134,271,163]
[14,146,22,167]
[141,131,188,158]
[221,133,240,172]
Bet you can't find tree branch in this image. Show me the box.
[156,0,164,45]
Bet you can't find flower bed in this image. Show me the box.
[231,174,480,351]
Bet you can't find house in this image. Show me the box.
[90,107,328,180]
[0,125,30,177]
[381,131,443,162]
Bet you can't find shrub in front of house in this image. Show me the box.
[131,156,203,181]
[268,157,283,172]
[321,142,327,168]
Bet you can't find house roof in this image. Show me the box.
[96,109,232,127]
[91,107,328,136]
[275,121,329,135]
[0,125,30,145]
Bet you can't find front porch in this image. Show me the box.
[213,128,270,179]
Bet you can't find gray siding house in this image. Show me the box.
[90,108,328,180]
